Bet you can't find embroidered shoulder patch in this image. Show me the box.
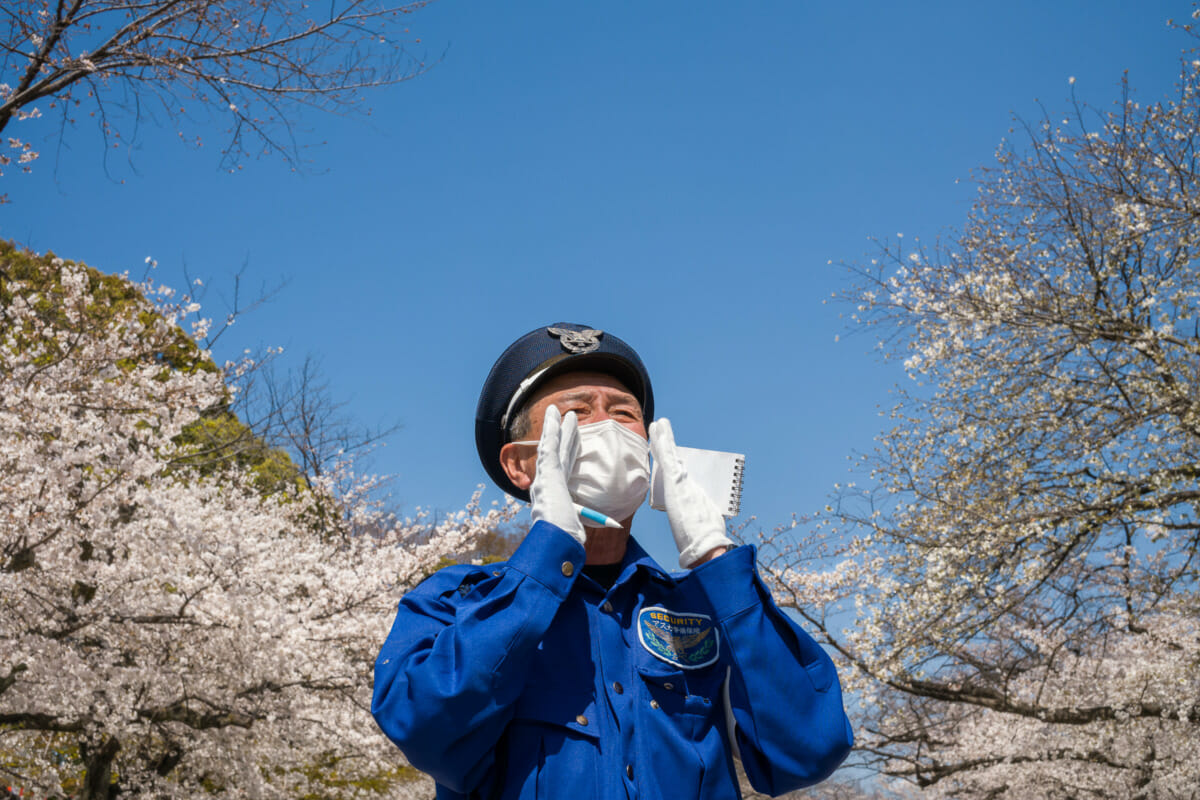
[637,606,719,669]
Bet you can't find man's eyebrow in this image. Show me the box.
[556,390,597,402]
[555,389,638,404]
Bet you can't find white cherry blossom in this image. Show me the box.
[755,53,1200,800]
[1,250,517,798]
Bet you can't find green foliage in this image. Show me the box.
[287,752,423,799]
[0,239,214,377]
[0,734,81,797]
[171,411,303,495]
[0,240,302,494]
[474,525,523,563]
[425,521,526,575]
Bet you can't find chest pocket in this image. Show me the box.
[633,653,735,799]
[512,689,600,739]
[500,689,600,800]
[635,657,723,719]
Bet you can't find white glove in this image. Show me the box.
[648,418,734,569]
[530,406,586,545]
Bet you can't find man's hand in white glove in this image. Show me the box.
[530,405,586,545]
[648,418,734,569]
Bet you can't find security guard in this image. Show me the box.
[372,323,853,799]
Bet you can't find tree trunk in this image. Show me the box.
[79,737,121,800]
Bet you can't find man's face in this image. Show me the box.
[524,371,646,441]
[499,370,646,492]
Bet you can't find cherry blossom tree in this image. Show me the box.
[755,38,1200,800]
[0,243,517,798]
[0,0,433,199]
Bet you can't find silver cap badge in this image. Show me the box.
[548,327,603,354]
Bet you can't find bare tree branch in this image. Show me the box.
[0,0,435,197]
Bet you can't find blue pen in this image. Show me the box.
[573,503,623,529]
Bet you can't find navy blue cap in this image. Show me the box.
[475,323,654,501]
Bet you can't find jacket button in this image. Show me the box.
[575,714,588,726]
[626,764,634,779]
[650,699,659,710]
[602,601,614,613]
[561,561,575,577]
[663,682,674,691]
[612,681,623,694]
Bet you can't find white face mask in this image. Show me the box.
[568,419,651,523]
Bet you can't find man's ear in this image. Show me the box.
[499,442,534,491]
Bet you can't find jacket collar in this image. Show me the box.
[615,536,673,586]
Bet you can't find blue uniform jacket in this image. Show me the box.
[372,521,853,799]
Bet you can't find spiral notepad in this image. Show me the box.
[649,446,745,517]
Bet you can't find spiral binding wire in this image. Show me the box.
[729,457,745,516]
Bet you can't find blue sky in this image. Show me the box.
[2,1,1187,567]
